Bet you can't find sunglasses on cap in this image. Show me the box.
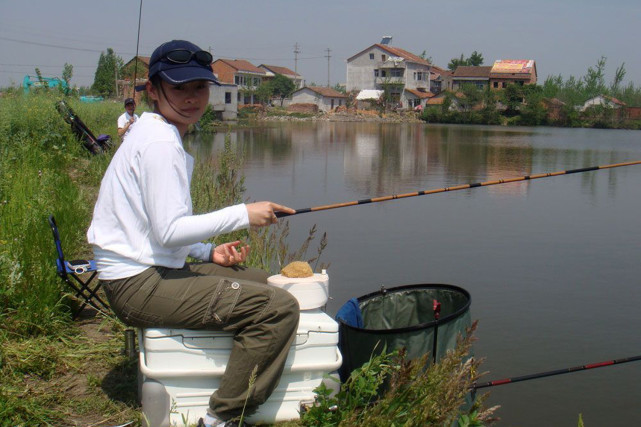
[162,49,213,66]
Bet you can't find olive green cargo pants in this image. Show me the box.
[102,263,300,421]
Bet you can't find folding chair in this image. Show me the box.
[48,215,110,318]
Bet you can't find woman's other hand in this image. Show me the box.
[212,241,249,266]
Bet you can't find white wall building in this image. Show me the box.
[290,86,348,112]
[346,40,433,109]
[209,83,238,121]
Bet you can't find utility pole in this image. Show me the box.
[325,48,331,87]
[294,43,300,74]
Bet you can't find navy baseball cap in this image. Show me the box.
[124,97,135,106]
[147,40,220,86]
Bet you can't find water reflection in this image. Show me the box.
[186,122,634,201]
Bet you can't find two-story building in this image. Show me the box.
[489,59,537,89]
[346,42,433,109]
[258,64,303,89]
[212,59,267,105]
[451,66,492,91]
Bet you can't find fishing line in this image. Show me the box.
[473,354,641,389]
[275,160,641,218]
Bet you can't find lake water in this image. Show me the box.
[188,122,641,427]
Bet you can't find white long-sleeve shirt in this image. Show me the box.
[88,112,249,280]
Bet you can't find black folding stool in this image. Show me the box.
[48,215,110,318]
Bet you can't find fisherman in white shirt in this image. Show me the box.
[116,97,139,139]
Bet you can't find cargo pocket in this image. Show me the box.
[203,278,242,325]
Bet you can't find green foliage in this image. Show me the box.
[302,322,498,427]
[92,48,124,97]
[198,104,220,132]
[271,74,296,103]
[62,63,73,87]
[256,81,275,104]
[0,92,120,336]
[448,51,484,70]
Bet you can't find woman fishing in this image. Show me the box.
[87,39,299,427]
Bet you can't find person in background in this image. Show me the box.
[88,40,299,427]
[117,97,138,139]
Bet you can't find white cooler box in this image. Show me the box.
[139,309,342,427]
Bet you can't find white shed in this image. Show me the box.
[290,86,348,112]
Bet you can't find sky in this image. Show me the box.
[2,0,640,90]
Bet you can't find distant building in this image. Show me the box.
[579,95,626,112]
[346,41,433,109]
[118,55,150,102]
[451,66,492,91]
[258,64,303,89]
[290,86,348,112]
[212,59,267,105]
[208,83,238,121]
[489,60,537,89]
[429,65,453,94]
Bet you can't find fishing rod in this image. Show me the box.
[132,0,143,96]
[275,160,641,218]
[473,354,641,389]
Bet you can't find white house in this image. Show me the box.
[579,95,626,112]
[209,83,238,121]
[346,40,433,109]
[290,86,348,112]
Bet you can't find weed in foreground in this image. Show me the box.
[302,321,499,427]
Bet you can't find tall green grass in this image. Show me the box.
[0,92,121,336]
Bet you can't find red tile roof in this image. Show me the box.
[297,86,347,98]
[347,44,431,67]
[452,66,492,78]
[375,44,431,66]
[405,88,435,99]
[217,59,266,75]
[259,64,301,77]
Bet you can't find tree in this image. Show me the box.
[583,56,607,98]
[419,50,433,63]
[468,51,484,66]
[35,67,45,85]
[62,63,73,86]
[255,81,274,105]
[447,52,485,71]
[611,63,626,93]
[448,54,467,71]
[92,48,123,97]
[270,74,296,106]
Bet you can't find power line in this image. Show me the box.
[0,36,105,53]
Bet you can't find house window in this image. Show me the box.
[381,70,387,77]
[374,69,379,77]
[369,53,374,60]
[502,82,507,88]
[235,76,240,85]
[225,92,231,104]
[382,54,386,62]
[493,82,499,88]
[391,69,403,78]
